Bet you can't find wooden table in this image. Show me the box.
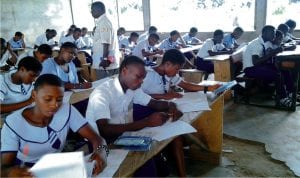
[204,54,231,82]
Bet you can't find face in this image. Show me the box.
[171,34,180,42]
[73,31,81,40]
[121,64,146,90]
[190,32,197,37]
[263,29,275,42]
[214,34,224,44]
[60,47,77,63]
[131,36,138,43]
[36,52,51,63]
[233,31,243,39]
[33,85,64,118]
[19,67,40,84]
[164,62,181,77]
[91,5,102,18]
[273,35,283,46]
[148,37,158,46]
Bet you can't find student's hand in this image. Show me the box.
[81,82,92,89]
[274,47,283,54]
[146,112,169,127]
[90,150,107,176]
[207,84,222,91]
[168,102,183,121]
[7,166,34,177]
[157,49,164,55]
[100,60,111,69]
[163,92,183,100]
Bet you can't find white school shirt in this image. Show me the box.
[0,70,33,104]
[1,103,87,164]
[132,39,156,60]
[120,38,136,51]
[59,35,86,49]
[0,50,11,66]
[8,38,24,49]
[182,33,201,45]
[34,34,55,47]
[40,58,79,84]
[92,14,120,70]
[223,33,236,49]
[242,36,273,69]
[197,39,225,59]
[158,38,179,50]
[16,50,36,65]
[82,34,93,48]
[141,67,182,94]
[85,77,152,133]
[137,31,149,43]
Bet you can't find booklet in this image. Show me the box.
[114,136,152,151]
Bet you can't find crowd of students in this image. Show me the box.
[1,0,299,176]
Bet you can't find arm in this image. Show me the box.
[141,49,163,57]
[1,152,33,177]
[252,47,282,66]
[147,99,183,121]
[0,97,33,114]
[178,80,220,92]
[149,92,183,100]
[64,82,92,90]
[99,43,110,68]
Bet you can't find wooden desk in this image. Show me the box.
[204,54,231,82]
[180,45,203,54]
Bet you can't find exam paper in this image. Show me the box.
[123,120,197,141]
[172,92,211,112]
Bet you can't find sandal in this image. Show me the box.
[279,97,293,108]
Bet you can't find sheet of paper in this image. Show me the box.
[172,92,211,112]
[123,120,197,141]
[71,76,112,93]
[86,149,129,178]
[30,152,87,178]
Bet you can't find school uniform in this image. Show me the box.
[118,34,127,48]
[181,33,201,45]
[59,35,86,49]
[0,50,11,67]
[85,77,151,134]
[82,34,93,48]
[41,58,79,84]
[16,50,35,65]
[132,39,157,60]
[1,103,87,166]
[8,38,24,49]
[195,38,226,73]
[137,32,149,43]
[120,37,136,55]
[158,38,179,50]
[92,13,120,71]
[223,33,236,49]
[35,33,56,47]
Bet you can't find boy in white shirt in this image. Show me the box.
[34,29,57,49]
[81,27,93,48]
[59,28,86,49]
[120,32,139,56]
[137,26,158,43]
[181,27,202,45]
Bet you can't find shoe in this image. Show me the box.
[279,97,293,108]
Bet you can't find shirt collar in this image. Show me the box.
[113,77,125,95]
[95,13,107,23]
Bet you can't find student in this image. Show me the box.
[142,49,220,100]
[158,30,184,50]
[0,56,42,114]
[285,19,300,41]
[40,42,91,90]
[132,33,163,65]
[90,1,120,80]
[81,27,93,48]
[117,27,126,48]
[223,27,244,49]
[59,24,77,45]
[85,55,182,176]
[195,29,233,75]
[181,27,202,45]
[243,25,294,107]
[17,44,52,64]
[0,38,17,70]
[1,74,107,177]
[120,32,139,55]
[137,26,158,43]
[60,27,86,49]
[277,23,290,43]
[276,25,297,51]
[34,29,57,49]
[7,32,26,54]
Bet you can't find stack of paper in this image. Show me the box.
[172,92,211,112]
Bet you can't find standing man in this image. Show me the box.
[90,1,120,81]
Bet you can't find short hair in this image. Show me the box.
[190,27,198,33]
[15,31,23,37]
[118,27,126,34]
[119,55,145,72]
[170,30,180,37]
[285,19,296,29]
[92,1,106,12]
[162,49,186,65]
[262,25,275,34]
[0,38,6,47]
[277,23,289,34]
[149,26,157,33]
[61,42,77,49]
[70,24,77,29]
[82,27,88,31]
[74,27,81,33]
[275,30,283,38]
[17,56,42,73]
[234,27,244,33]
[50,29,57,35]
[37,44,52,56]
[130,32,139,38]
[149,33,160,40]
[213,29,224,37]
[34,74,63,91]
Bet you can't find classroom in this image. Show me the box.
[1,0,300,177]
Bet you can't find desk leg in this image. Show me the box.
[214,60,232,100]
[189,94,224,165]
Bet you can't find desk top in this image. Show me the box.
[180,44,202,53]
[277,45,300,57]
[204,54,231,61]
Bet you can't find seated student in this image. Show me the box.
[17,44,52,64]
[40,42,91,90]
[274,28,296,51]
[0,38,17,71]
[1,74,107,177]
[60,28,86,49]
[120,32,139,56]
[34,29,57,49]
[285,19,300,42]
[243,25,294,107]
[181,27,202,45]
[85,56,182,177]
[195,29,233,75]
[142,49,220,100]
[277,23,290,43]
[59,24,77,45]
[0,56,42,115]
[137,26,158,43]
[132,33,163,65]
[81,27,93,48]
[7,32,26,56]
[117,27,127,48]
[223,27,244,49]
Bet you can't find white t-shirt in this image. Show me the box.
[242,36,273,69]
[158,38,179,50]
[82,34,93,48]
[41,58,79,84]
[1,103,87,164]
[8,38,24,49]
[85,77,152,133]
[181,33,201,45]
[0,70,33,104]
[59,35,86,49]
[142,67,182,94]
[92,14,120,70]
[137,32,148,43]
[35,34,55,47]
[197,39,226,59]
[16,50,35,65]
[0,50,11,66]
[132,39,157,60]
